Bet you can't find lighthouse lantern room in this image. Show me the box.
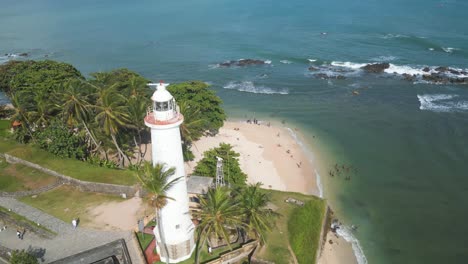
[144,82,195,263]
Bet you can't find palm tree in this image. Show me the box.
[29,88,51,128]
[52,80,102,154]
[136,162,181,263]
[94,88,133,167]
[194,187,244,264]
[126,75,149,99]
[235,183,279,245]
[178,101,207,161]
[10,91,35,142]
[127,96,150,165]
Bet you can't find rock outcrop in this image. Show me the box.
[361,63,390,73]
[219,59,268,67]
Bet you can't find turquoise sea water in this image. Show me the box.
[1,0,468,263]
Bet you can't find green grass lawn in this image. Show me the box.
[288,198,326,264]
[0,157,56,192]
[6,146,137,186]
[19,185,123,225]
[0,120,137,186]
[136,232,154,251]
[256,190,326,264]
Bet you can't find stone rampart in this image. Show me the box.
[2,153,142,198]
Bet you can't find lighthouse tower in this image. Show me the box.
[144,82,195,263]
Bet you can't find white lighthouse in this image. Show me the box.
[144,82,195,263]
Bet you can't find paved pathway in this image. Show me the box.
[0,197,145,263]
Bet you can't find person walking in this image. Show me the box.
[72,218,77,230]
[16,230,21,239]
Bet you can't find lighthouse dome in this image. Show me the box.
[145,82,183,125]
[151,83,173,102]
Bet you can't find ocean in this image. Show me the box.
[1,0,468,263]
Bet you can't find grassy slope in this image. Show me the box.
[0,158,56,192]
[257,190,326,264]
[288,198,326,264]
[6,146,137,185]
[19,185,123,225]
[0,120,137,186]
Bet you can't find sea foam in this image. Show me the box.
[336,226,368,264]
[223,81,288,95]
[384,64,427,75]
[417,94,468,112]
[331,61,367,70]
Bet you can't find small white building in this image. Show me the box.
[144,82,195,263]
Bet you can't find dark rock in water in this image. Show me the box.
[435,66,449,72]
[314,73,329,79]
[423,67,430,72]
[449,69,460,75]
[402,73,416,82]
[361,63,390,73]
[219,59,267,67]
[313,73,346,80]
[308,66,319,71]
[422,73,468,84]
[18,53,28,57]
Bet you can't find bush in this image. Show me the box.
[35,120,88,160]
[10,249,39,264]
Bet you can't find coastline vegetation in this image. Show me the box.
[0,60,225,170]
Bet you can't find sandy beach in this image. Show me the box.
[318,231,358,264]
[186,120,320,195]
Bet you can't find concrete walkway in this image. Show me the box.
[0,197,145,263]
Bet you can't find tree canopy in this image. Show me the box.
[168,81,226,135]
[0,60,83,96]
[0,60,226,169]
[193,143,247,186]
[10,249,39,264]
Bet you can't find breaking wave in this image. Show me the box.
[442,47,459,53]
[223,81,288,95]
[330,61,367,70]
[417,94,468,112]
[336,226,368,264]
[324,61,468,84]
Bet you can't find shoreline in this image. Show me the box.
[186,120,319,196]
[188,119,359,264]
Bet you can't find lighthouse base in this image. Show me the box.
[155,236,196,263]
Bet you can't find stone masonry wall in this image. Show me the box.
[2,153,142,198]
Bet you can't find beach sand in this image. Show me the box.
[85,197,146,231]
[186,121,319,195]
[318,231,358,264]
